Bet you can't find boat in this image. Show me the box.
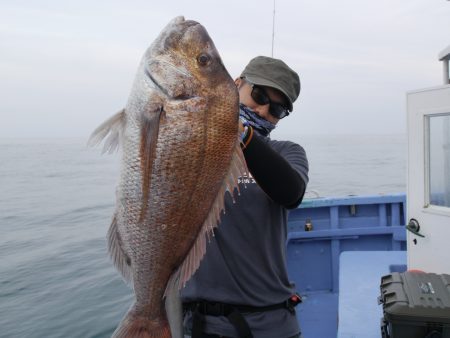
[289,45,450,338]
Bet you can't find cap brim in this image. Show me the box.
[244,74,293,111]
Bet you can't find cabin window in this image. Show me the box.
[426,113,450,208]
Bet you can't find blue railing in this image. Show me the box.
[287,193,406,293]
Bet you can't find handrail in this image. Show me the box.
[286,225,406,243]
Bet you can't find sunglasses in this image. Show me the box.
[247,81,290,119]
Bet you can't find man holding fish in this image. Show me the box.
[181,55,309,338]
[92,17,308,338]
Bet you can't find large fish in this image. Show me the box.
[89,16,246,338]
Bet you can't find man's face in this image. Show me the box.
[235,78,288,125]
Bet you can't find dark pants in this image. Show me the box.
[184,334,302,338]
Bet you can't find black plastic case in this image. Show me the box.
[379,272,450,338]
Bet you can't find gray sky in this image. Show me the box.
[1,0,449,139]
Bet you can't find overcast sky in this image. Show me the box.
[1,0,449,139]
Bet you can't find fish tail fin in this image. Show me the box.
[112,307,171,338]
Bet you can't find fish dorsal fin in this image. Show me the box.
[165,139,248,294]
[88,109,126,154]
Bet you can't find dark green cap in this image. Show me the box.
[241,56,301,111]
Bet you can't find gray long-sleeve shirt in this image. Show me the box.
[181,138,309,338]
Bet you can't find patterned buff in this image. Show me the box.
[239,103,276,137]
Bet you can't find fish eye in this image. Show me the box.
[197,53,211,66]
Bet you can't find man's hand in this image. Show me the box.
[239,119,245,134]
[239,116,249,142]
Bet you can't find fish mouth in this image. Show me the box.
[144,16,204,100]
[169,16,200,29]
[145,61,195,100]
[157,16,200,51]
[144,66,168,96]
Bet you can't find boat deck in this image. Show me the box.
[297,291,339,337]
[337,251,406,338]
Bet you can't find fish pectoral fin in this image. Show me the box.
[107,215,133,284]
[165,96,207,113]
[139,107,163,223]
[88,109,126,154]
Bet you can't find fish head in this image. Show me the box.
[144,16,238,109]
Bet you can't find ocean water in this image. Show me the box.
[0,135,406,338]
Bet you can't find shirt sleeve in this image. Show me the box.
[242,133,309,209]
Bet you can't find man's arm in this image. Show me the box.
[242,132,308,209]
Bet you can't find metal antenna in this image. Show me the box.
[271,0,276,57]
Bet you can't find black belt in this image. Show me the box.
[183,295,302,338]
